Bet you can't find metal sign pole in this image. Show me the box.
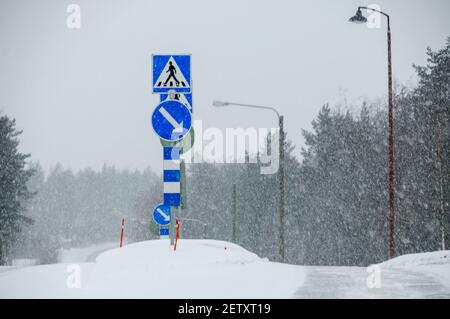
[170,207,176,245]
[178,206,182,239]
[232,184,237,243]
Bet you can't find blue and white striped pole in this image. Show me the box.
[163,146,181,207]
[163,146,181,244]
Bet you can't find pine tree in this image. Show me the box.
[0,114,34,265]
[411,36,450,251]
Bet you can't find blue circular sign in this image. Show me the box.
[152,99,192,141]
[152,204,171,226]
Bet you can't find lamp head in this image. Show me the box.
[349,8,367,24]
[212,100,229,107]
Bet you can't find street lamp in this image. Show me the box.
[212,101,229,107]
[212,100,286,262]
[349,6,396,258]
[348,8,367,24]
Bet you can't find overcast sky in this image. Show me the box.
[1,0,449,174]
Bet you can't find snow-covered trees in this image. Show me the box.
[185,143,300,262]
[411,37,450,251]
[298,104,389,265]
[0,115,34,265]
[292,37,450,265]
[182,36,449,266]
[13,164,161,264]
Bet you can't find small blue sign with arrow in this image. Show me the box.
[152,99,192,141]
[153,204,171,226]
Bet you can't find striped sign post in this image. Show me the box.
[163,146,182,245]
[163,146,181,207]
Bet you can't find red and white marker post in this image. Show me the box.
[120,218,125,248]
[174,219,180,251]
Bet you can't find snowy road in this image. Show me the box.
[59,242,118,263]
[0,241,448,298]
[0,267,14,274]
[294,266,450,298]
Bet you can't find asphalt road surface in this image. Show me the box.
[294,266,449,298]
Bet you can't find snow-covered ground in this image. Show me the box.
[0,240,305,298]
[0,239,448,298]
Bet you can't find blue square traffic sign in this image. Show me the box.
[153,55,191,93]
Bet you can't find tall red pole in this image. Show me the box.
[120,218,125,248]
[387,19,395,258]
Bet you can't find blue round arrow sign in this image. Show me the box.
[152,99,192,141]
[153,204,171,226]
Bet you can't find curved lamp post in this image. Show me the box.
[349,7,396,258]
[212,100,286,262]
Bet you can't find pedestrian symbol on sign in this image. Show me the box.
[164,61,180,87]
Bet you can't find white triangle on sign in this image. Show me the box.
[173,93,192,112]
[154,56,190,90]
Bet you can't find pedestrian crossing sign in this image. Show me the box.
[153,55,191,93]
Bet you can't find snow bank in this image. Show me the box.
[95,239,259,267]
[86,239,304,298]
[0,239,306,298]
[379,250,450,290]
[379,250,450,268]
